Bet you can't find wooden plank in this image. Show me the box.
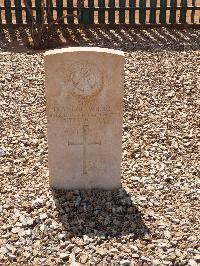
[4,0,12,23]
[88,0,94,24]
[77,0,84,23]
[81,8,90,24]
[169,0,177,24]
[150,0,157,23]
[25,0,32,24]
[119,0,125,24]
[35,0,43,23]
[180,0,187,23]
[67,0,74,23]
[56,0,63,22]
[0,6,2,24]
[98,0,105,24]
[46,0,53,23]
[108,0,115,24]
[159,0,167,23]
[14,0,23,24]
[191,0,196,23]
[139,0,146,24]
[129,0,135,24]
[81,0,92,25]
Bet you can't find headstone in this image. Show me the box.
[44,47,124,189]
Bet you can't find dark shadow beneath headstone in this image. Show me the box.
[52,188,149,241]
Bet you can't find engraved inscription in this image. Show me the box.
[68,125,101,175]
[66,61,103,97]
[48,105,120,119]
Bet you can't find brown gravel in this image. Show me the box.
[0,27,200,266]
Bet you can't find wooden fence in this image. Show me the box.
[0,0,200,25]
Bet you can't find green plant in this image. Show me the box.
[23,0,83,49]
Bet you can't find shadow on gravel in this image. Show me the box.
[0,26,199,53]
[51,188,149,240]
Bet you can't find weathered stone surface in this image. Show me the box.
[44,47,125,189]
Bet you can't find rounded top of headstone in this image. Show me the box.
[44,47,124,57]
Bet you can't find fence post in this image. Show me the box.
[98,0,105,24]
[46,0,53,23]
[150,0,157,24]
[88,0,94,24]
[108,0,115,24]
[14,0,23,24]
[78,0,84,23]
[35,0,42,23]
[129,0,135,24]
[119,0,125,24]
[25,0,32,24]
[180,0,187,24]
[139,0,146,24]
[4,0,12,24]
[169,0,177,24]
[56,0,64,23]
[159,0,167,24]
[81,8,90,24]
[191,0,196,24]
[0,6,2,24]
[67,0,74,23]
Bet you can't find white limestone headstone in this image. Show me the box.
[44,47,124,189]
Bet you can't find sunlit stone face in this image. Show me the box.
[44,47,125,190]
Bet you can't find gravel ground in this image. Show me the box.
[0,27,200,266]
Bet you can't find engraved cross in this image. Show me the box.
[68,125,101,175]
